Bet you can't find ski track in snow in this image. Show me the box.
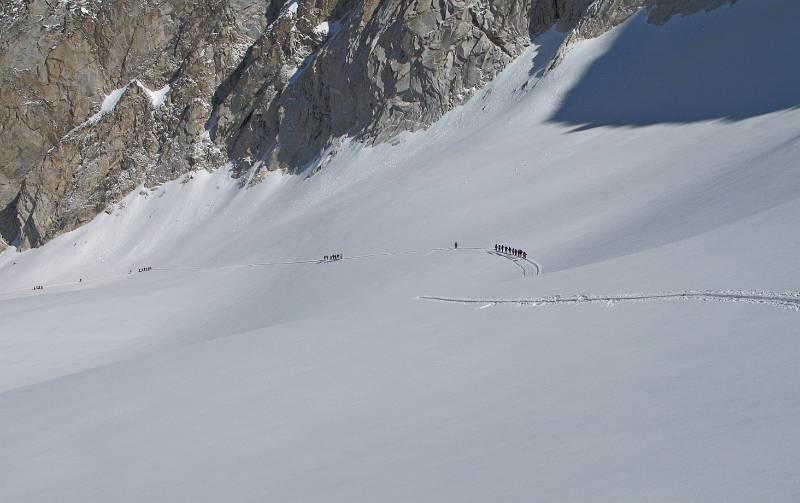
[487,250,542,277]
[0,247,538,298]
[418,291,800,311]
[5,246,795,313]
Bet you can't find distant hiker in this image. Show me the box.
[79,278,82,283]
[454,242,458,249]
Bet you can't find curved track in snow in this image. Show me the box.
[418,291,800,311]
[487,250,541,277]
[0,246,542,298]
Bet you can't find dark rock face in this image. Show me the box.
[0,0,256,248]
[647,0,736,24]
[214,0,604,181]
[0,0,735,249]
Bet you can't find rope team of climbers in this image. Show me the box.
[24,244,536,293]
[494,244,528,260]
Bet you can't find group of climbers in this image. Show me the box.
[24,243,533,296]
[495,244,527,260]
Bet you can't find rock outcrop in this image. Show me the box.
[0,0,256,248]
[213,0,604,180]
[0,0,736,249]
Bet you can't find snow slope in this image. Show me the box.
[1,1,799,501]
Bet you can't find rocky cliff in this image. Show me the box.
[0,0,735,250]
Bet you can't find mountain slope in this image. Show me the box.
[1,0,738,250]
[1,1,799,501]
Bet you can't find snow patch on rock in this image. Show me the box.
[85,84,130,125]
[135,80,171,108]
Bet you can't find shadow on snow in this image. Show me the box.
[548,0,800,131]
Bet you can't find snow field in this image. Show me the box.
[1,1,799,501]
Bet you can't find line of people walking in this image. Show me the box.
[495,244,527,260]
[32,285,44,291]
[138,266,152,272]
[323,254,343,262]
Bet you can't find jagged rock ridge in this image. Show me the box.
[0,0,735,250]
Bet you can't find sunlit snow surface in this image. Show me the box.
[2,1,800,502]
